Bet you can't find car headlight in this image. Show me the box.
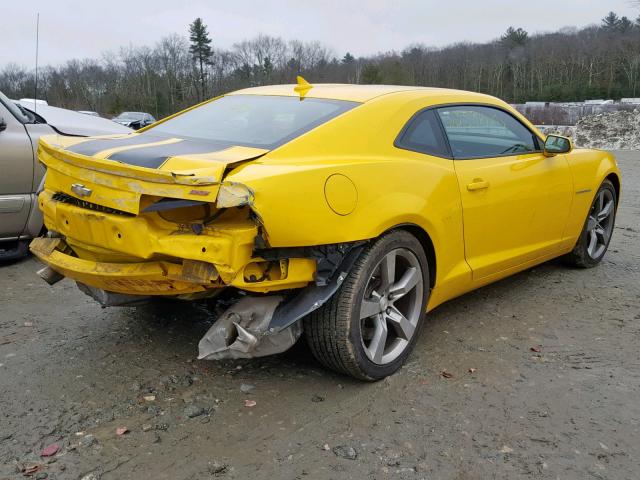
[216,182,254,208]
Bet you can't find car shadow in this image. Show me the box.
[98,258,569,383]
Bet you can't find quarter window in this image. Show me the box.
[436,106,540,159]
[395,109,450,158]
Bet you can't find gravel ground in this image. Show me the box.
[1,151,639,480]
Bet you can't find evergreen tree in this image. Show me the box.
[602,12,621,32]
[361,64,382,84]
[342,52,355,64]
[501,27,529,47]
[263,57,273,79]
[618,16,633,33]
[189,18,213,101]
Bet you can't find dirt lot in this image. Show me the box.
[1,151,639,480]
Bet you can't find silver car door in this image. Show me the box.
[0,100,34,239]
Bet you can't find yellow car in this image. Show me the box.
[31,78,620,380]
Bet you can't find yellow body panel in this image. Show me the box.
[453,152,573,278]
[32,84,621,309]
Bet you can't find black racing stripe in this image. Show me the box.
[106,139,235,168]
[66,133,172,156]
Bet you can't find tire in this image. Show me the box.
[304,230,429,381]
[563,179,617,268]
[0,240,30,264]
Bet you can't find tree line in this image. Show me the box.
[1,11,639,118]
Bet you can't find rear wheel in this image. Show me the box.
[304,231,429,381]
[563,179,617,268]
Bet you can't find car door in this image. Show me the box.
[0,97,34,239]
[437,105,573,279]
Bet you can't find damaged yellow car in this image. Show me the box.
[31,79,621,380]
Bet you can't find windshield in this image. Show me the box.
[150,95,359,148]
[116,112,144,120]
[0,91,30,123]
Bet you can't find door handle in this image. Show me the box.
[466,179,490,191]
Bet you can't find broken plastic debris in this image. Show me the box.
[468,368,477,373]
[40,443,59,457]
[198,296,302,360]
[244,400,257,407]
[116,426,129,436]
[216,182,254,208]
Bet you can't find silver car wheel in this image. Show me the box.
[586,189,615,259]
[359,248,424,365]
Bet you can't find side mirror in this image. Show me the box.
[544,135,572,156]
[0,118,6,132]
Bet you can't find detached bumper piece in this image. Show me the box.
[198,296,302,360]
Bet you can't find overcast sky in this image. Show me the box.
[3,0,639,68]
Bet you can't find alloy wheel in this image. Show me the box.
[359,248,424,365]
[586,189,615,259]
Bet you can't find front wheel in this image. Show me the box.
[563,179,617,268]
[304,231,429,381]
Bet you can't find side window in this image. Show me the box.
[396,109,450,158]
[436,106,540,159]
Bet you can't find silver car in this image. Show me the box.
[112,111,156,130]
[0,91,131,261]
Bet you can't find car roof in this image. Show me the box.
[228,83,489,103]
[22,104,131,136]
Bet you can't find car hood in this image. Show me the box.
[25,104,132,136]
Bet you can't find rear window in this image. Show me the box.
[151,95,359,148]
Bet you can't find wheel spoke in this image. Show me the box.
[360,296,382,320]
[598,200,614,221]
[380,251,396,291]
[597,191,604,212]
[587,229,598,256]
[367,315,388,363]
[389,267,419,301]
[386,306,415,341]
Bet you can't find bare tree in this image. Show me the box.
[2,11,639,118]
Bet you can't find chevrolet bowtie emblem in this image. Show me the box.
[71,183,92,198]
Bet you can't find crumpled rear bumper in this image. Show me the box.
[31,190,317,296]
[30,237,210,295]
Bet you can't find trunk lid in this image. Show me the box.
[39,133,268,215]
